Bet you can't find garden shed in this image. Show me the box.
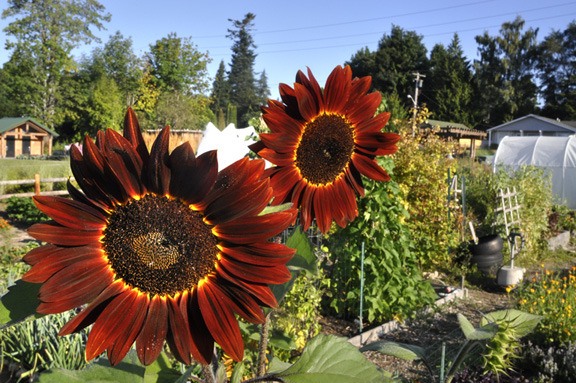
[493,135,576,208]
[0,117,58,158]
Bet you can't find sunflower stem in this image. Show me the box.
[257,312,271,377]
[202,363,217,383]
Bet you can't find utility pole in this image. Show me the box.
[409,72,425,136]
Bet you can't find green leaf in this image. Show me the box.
[230,362,245,383]
[285,226,317,274]
[144,352,182,383]
[259,203,294,215]
[360,340,426,361]
[0,279,42,328]
[38,351,145,383]
[271,225,318,303]
[275,334,387,383]
[458,313,497,340]
[481,309,543,338]
[267,357,292,374]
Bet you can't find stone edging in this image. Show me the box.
[348,288,468,347]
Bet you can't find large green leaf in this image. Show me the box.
[481,309,542,338]
[458,313,497,340]
[274,334,387,383]
[285,226,317,273]
[360,340,426,361]
[38,352,145,383]
[0,279,41,328]
[271,225,318,303]
[38,351,187,383]
[144,352,182,383]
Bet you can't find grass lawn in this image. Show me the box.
[0,159,73,195]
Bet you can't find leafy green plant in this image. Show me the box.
[392,117,461,272]
[361,309,541,383]
[0,311,90,381]
[516,266,576,346]
[325,157,436,324]
[460,162,554,263]
[5,196,50,225]
[519,340,576,382]
[272,266,327,357]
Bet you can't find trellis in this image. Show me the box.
[495,187,524,267]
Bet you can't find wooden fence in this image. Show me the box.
[0,174,73,200]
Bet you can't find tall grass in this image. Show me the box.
[0,159,72,195]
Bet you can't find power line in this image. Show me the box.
[192,0,575,40]
[203,5,575,51]
[205,12,576,57]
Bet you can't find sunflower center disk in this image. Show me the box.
[102,195,219,296]
[295,114,355,186]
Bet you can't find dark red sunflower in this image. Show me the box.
[22,108,297,366]
[250,65,401,233]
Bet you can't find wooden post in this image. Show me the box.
[34,173,41,195]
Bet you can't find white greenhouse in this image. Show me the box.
[493,136,576,208]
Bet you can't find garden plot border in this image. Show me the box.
[348,287,468,347]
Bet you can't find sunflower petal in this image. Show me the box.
[123,107,150,163]
[198,279,244,362]
[146,126,171,195]
[183,290,215,364]
[169,146,218,204]
[32,196,106,230]
[107,292,149,366]
[59,281,127,335]
[86,290,141,362]
[214,210,296,244]
[352,154,391,182]
[28,222,102,246]
[136,295,169,365]
[165,297,193,365]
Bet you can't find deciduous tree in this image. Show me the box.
[1,0,110,128]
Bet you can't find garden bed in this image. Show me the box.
[321,287,513,382]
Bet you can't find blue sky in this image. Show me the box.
[1,0,575,99]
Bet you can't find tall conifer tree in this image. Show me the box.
[226,13,259,128]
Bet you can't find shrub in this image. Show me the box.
[392,117,461,272]
[271,267,327,357]
[516,266,576,346]
[324,157,436,324]
[460,163,553,263]
[518,341,576,383]
[5,196,50,225]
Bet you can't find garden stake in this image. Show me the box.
[359,241,365,336]
[440,341,446,383]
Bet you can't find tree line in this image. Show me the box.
[0,1,267,143]
[347,17,576,129]
[0,0,574,143]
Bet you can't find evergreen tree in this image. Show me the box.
[226,13,260,128]
[537,21,576,120]
[372,25,429,107]
[1,0,110,128]
[426,34,473,125]
[346,47,377,88]
[472,17,538,126]
[210,60,230,128]
[256,70,270,104]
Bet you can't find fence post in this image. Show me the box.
[34,173,41,195]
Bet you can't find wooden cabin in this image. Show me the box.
[0,118,58,158]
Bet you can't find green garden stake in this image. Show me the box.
[359,241,365,336]
[440,341,446,383]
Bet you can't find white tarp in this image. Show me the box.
[196,122,256,171]
[493,136,576,208]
